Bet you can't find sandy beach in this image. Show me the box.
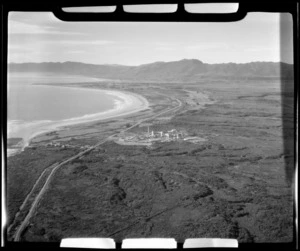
[7,88,149,157]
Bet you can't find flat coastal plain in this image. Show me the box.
[7,79,294,243]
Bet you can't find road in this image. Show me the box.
[13,94,182,241]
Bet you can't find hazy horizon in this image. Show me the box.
[8,58,294,67]
[8,12,293,65]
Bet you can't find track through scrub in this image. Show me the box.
[7,162,58,235]
[13,94,182,241]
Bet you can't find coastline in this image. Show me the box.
[7,88,149,157]
[7,74,293,243]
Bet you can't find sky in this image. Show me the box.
[7,11,293,65]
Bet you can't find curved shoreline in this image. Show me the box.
[7,88,149,157]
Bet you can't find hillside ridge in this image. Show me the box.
[9,59,294,81]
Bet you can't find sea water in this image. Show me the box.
[7,72,120,155]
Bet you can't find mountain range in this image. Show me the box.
[8,59,293,82]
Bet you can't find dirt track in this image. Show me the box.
[10,93,183,241]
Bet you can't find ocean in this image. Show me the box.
[7,72,121,155]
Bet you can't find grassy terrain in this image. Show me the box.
[7,79,294,243]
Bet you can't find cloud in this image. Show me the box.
[184,42,229,50]
[8,21,48,34]
[8,44,35,53]
[9,12,60,25]
[8,20,83,35]
[245,46,279,53]
[154,42,229,52]
[8,38,116,63]
[58,40,115,45]
[155,46,176,51]
[67,50,85,54]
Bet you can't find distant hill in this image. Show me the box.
[8,59,294,82]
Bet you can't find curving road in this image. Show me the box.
[13,94,182,241]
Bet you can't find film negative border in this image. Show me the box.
[1,0,298,250]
